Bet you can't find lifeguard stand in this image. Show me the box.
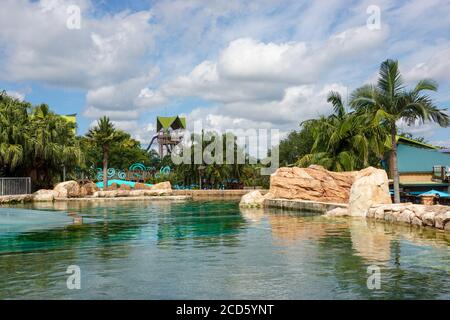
[147,116,186,159]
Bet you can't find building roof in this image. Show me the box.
[156,116,186,132]
[396,136,438,149]
[397,143,450,173]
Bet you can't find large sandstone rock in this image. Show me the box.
[269,165,356,203]
[150,181,172,191]
[32,189,58,202]
[83,182,99,195]
[239,190,266,208]
[119,184,131,191]
[134,183,151,190]
[0,194,32,204]
[105,182,119,191]
[348,167,391,217]
[324,207,349,217]
[53,180,81,198]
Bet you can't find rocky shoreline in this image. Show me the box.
[0,180,173,204]
[240,165,450,232]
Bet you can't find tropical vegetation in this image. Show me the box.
[279,59,449,203]
[0,91,83,188]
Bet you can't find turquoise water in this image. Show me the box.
[0,200,449,299]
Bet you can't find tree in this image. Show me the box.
[350,59,449,203]
[86,117,120,189]
[0,92,83,187]
[298,91,389,171]
[278,128,315,166]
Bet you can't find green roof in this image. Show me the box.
[397,143,450,173]
[157,116,186,131]
[61,114,77,124]
[396,136,437,149]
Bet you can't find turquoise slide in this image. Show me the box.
[96,179,153,189]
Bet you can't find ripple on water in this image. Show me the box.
[0,201,448,299]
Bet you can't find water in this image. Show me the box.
[0,200,449,299]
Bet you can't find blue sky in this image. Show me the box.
[1,0,449,146]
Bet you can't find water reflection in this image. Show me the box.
[0,201,448,299]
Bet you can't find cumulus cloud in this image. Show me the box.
[1,0,450,146]
[0,0,154,89]
[404,44,450,83]
[162,27,387,104]
[185,83,348,132]
[83,68,166,120]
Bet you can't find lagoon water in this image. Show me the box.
[0,200,449,299]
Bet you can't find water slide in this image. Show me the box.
[146,134,158,152]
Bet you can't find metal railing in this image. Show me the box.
[0,177,32,196]
[432,165,450,182]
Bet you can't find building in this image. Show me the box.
[392,136,450,194]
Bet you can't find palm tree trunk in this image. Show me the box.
[103,144,109,190]
[390,126,400,203]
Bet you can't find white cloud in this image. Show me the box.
[5,90,26,101]
[0,0,154,89]
[83,69,166,120]
[162,26,387,106]
[404,44,450,83]
[185,83,347,132]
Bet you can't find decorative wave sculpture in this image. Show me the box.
[96,163,170,181]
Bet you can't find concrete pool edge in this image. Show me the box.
[264,198,348,213]
[54,195,192,201]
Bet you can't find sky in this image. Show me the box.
[1,0,449,147]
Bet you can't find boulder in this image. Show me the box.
[94,190,118,198]
[119,184,131,191]
[0,194,32,204]
[422,212,436,227]
[348,167,391,217]
[435,211,450,229]
[32,189,58,202]
[79,186,88,198]
[445,221,450,231]
[83,182,99,195]
[268,165,356,203]
[134,183,151,190]
[105,182,119,191]
[150,181,172,191]
[397,209,413,224]
[239,190,266,208]
[324,207,349,217]
[53,180,81,198]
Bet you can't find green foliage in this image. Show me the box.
[278,127,315,166]
[350,59,449,202]
[81,130,152,171]
[296,91,389,171]
[0,91,83,188]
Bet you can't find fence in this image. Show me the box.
[0,177,32,196]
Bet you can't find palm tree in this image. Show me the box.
[86,117,119,189]
[350,59,449,203]
[298,91,388,171]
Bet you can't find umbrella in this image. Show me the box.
[418,189,450,198]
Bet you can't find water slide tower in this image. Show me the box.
[147,116,186,159]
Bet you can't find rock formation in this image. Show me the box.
[268,165,356,203]
[348,167,392,217]
[367,203,450,231]
[83,182,99,195]
[53,180,81,198]
[239,190,267,208]
[32,189,59,202]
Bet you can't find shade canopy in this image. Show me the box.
[418,189,450,197]
[157,116,186,132]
